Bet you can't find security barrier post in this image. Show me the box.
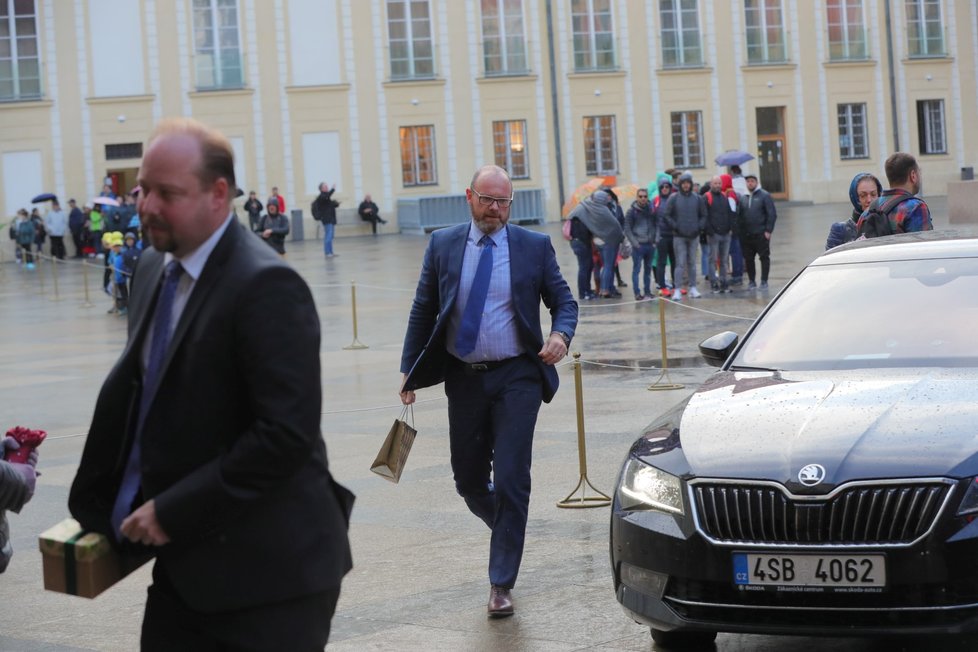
[342,280,369,350]
[557,353,611,509]
[647,297,685,391]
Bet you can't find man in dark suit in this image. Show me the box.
[399,164,578,618]
[69,118,352,650]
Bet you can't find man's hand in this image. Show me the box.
[120,499,170,546]
[399,373,416,405]
[538,333,568,366]
[764,231,771,240]
[262,229,272,238]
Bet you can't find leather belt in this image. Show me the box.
[454,356,520,374]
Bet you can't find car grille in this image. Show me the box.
[691,480,954,546]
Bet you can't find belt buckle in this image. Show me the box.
[470,363,489,372]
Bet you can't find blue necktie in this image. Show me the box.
[110,260,184,540]
[455,235,494,357]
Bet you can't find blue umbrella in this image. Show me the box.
[31,192,58,203]
[714,150,755,167]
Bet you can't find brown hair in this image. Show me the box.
[147,117,236,193]
[884,152,918,186]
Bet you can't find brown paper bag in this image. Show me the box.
[370,406,416,483]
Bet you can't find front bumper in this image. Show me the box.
[611,508,978,636]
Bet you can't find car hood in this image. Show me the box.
[670,369,978,492]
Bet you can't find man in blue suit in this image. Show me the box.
[400,165,578,618]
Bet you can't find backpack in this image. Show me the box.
[857,194,911,238]
[561,218,572,241]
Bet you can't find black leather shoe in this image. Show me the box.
[488,585,514,618]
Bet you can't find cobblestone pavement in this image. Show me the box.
[3,197,976,651]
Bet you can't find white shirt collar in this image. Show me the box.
[163,213,234,280]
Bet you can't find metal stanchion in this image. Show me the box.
[80,258,94,308]
[557,352,611,509]
[342,280,369,350]
[49,254,60,301]
[647,298,685,391]
[35,249,45,293]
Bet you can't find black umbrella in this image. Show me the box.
[31,193,58,203]
[235,188,245,198]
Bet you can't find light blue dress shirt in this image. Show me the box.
[447,222,522,362]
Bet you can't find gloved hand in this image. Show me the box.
[2,437,38,498]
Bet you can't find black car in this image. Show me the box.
[610,232,978,647]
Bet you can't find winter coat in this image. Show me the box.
[0,460,32,572]
[624,200,656,247]
[704,190,736,235]
[663,186,707,238]
[738,187,777,236]
[312,189,337,225]
[257,212,290,254]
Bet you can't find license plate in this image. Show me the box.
[733,553,886,591]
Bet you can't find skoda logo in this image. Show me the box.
[798,464,826,486]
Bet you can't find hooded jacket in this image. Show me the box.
[826,172,882,249]
[738,180,777,236]
[662,172,706,238]
[624,199,656,247]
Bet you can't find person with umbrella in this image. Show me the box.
[45,200,67,260]
[569,190,624,298]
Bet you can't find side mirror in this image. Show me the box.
[699,331,739,368]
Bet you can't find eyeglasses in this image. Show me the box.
[470,187,514,208]
[637,194,649,199]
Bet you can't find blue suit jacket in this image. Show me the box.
[400,222,578,403]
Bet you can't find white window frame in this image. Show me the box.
[826,0,867,60]
[745,0,787,64]
[917,99,946,154]
[906,0,945,57]
[671,110,704,168]
[492,120,529,179]
[583,115,618,176]
[481,0,528,76]
[0,0,41,101]
[192,0,244,90]
[837,103,869,159]
[660,0,703,68]
[571,0,616,72]
[387,0,435,80]
[400,125,437,187]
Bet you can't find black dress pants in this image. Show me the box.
[740,233,771,283]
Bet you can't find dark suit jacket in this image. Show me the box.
[69,220,352,613]
[400,222,577,403]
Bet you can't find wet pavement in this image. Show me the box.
[1,197,973,651]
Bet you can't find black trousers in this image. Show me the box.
[740,233,771,283]
[142,564,340,651]
[50,236,66,259]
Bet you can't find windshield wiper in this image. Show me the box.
[728,364,780,372]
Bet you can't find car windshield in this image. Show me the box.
[733,256,978,370]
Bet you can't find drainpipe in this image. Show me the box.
[884,0,900,151]
[545,0,566,212]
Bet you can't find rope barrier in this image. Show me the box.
[323,395,445,415]
[577,293,758,321]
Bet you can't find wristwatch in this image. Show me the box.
[553,331,571,348]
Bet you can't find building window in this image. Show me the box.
[916,99,946,154]
[192,0,243,90]
[572,0,616,72]
[105,143,144,161]
[826,0,867,60]
[837,103,868,159]
[400,125,437,186]
[388,0,434,80]
[482,0,527,76]
[744,0,787,64]
[906,0,944,57]
[671,111,703,168]
[0,0,41,101]
[583,115,617,176]
[660,0,702,68]
[492,120,529,179]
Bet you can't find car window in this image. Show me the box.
[734,257,978,370]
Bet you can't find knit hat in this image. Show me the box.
[124,231,136,242]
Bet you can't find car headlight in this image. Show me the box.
[957,477,978,516]
[617,457,684,515]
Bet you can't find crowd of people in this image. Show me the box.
[566,152,932,302]
[566,164,775,301]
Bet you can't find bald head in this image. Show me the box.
[710,176,722,193]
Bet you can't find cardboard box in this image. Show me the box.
[39,518,148,598]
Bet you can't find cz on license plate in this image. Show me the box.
[733,553,886,592]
